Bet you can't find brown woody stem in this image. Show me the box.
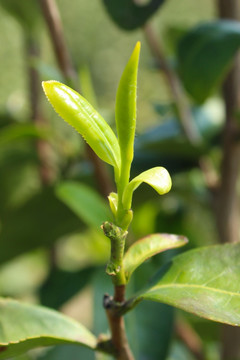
[104,287,135,360]
[215,1,240,359]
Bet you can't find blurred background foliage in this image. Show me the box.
[0,0,238,359]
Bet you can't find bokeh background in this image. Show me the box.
[0,1,239,359]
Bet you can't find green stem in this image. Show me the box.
[102,222,127,285]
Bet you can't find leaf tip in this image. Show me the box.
[42,80,61,97]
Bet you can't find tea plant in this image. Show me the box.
[1,42,240,360]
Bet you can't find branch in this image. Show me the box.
[39,0,113,197]
[143,22,219,189]
[175,318,205,360]
[143,22,201,145]
[39,0,76,84]
[215,1,240,359]
[25,34,55,185]
[103,290,135,360]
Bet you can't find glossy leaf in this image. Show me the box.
[0,298,96,359]
[115,42,140,181]
[177,20,240,103]
[56,181,112,228]
[123,167,172,209]
[135,243,240,326]
[42,81,120,174]
[123,234,188,282]
[102,0,165,30]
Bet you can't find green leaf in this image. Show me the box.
[38,344,95,360]
[40,267,96,310]
[0,124,47,147]
[0,298,96,359]
[108,192,118,217]
[42,81,120,175]
[134,302,174,359]
[123,234,188,282]
[56,181,112,228]
[0,187,83,264]
[102,0,165,30]
[135,243,240,326]
[127,249,176,359]
[115,42,140,186]
[123,167,172,209]
[177,20,240,103]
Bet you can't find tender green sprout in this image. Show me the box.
[42,42,172,231]
[42,81,121,180]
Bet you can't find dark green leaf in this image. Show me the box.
[37,344,95,360]
[40,267,95,309]
[134,302,173,359]
[0,124,47,147]
[177,20,240,103]
[0,187,83,264]
[135,243,240,326]
[56,181,112,228]
[102,0,165,30]
[0,298,96,359]
[128,260,174,360]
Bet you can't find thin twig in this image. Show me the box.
[143,22,201,145]
[39,0,113,197]
[175,318,205,360]
[216,2,240,359]
[143,22,219,189]
[25,34,55,185]
[39,0,76,84]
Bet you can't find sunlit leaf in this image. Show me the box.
[56,181,112,228]
[123,234,188,282]
[123,167,172,209]
[108,192,118,217]
[0,298,96,359]
[177,20,240,103]
[42,81,120,175]
[134,243,240,326]
[115,42,140,183]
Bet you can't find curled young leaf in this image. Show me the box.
[122,167,172,210]
[115,42,141,187]
[108,192,118,217]
[123,233,188,282]
[42,81,121,176]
